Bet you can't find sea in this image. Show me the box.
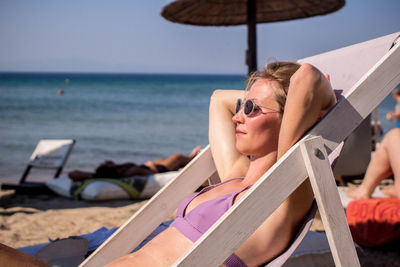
[0,72,247,182]
[0,72,398,183]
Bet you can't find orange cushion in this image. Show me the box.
[346,197,400,247]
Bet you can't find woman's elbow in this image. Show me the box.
[291,63,334,107]
[290,63,321,89]
[210,89,226,101]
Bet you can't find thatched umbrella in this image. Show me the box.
[161,0,345,75]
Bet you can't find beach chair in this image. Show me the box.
[1,139,75,194]
[332,115,371,185]
[81,32,400,267]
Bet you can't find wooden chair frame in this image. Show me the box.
[81,33,400,267]
[1,139,75,192]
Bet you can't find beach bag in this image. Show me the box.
[346,197,400,247]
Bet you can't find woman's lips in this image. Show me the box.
[236,129,246,136]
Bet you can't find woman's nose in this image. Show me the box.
[232,110,244,124]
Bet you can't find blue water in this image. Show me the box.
[0,72,398,182]
[0,72,247,181]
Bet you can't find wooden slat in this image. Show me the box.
[300,136,360,267]
[80,145,217,267]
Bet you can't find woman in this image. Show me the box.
[107,61,336,266]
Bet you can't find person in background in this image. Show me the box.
[386,88,400,128]
[68,146,201,181]
[347,128,400,200]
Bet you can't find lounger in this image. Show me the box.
[1,139,75,194]
[81,32,400,266]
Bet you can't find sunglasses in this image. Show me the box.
[235,98,280,116]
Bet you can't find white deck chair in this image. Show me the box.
[1,139,75,193]
[81,32,400,267]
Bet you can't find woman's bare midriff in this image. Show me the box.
[106,227,193,266]
[138,227,194,265]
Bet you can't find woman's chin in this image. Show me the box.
[235,144,246,154]
[236,147,252,157]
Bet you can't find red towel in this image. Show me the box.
[346,197,400,247]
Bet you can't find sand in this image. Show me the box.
[0,189,150,248]
[0,187,399,266]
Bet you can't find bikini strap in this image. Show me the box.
[198,177,245,194]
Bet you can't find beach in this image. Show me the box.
[0,187,176,249]
[1,73,399,265]
[0,189,143,248]
[1,185,399,266]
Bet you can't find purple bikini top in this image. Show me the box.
[171,177,251,242]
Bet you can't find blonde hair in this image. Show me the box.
[246,61,301,113]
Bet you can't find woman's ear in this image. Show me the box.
[325,74,330,81]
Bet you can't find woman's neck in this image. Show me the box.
[244,151,278,184]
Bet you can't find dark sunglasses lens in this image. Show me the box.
[235,99,242,114]
[244,100,254,115]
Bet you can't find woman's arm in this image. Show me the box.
[278,63,336,158]
[278,63,336,227]
[234,64,337,266]
[209,90,250,181]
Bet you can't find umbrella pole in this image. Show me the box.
[247,0,257,75]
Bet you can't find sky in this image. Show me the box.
[0,0,399,75]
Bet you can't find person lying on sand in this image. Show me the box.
[68,146,202,181]
[347,128,400,200]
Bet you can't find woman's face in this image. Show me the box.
[232,79,282,158]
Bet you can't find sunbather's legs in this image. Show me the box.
[381,185,398,197]
[145,146,201,172]
[188,146,202,158]
[384,129,400,198]
[347,128,400,199]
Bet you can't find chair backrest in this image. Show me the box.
[332,116,371,178]
[18,139,76,184]
[29,139,75,169]
[299,33,399,179]
[297,33,399,166]
[298,33,398,92]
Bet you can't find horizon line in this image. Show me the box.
[0,70,247,77]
